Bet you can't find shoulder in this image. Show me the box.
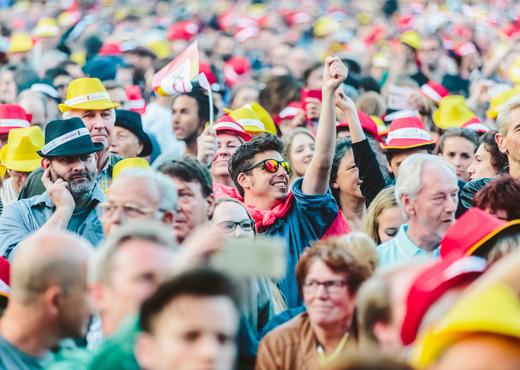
[261,313,309,348]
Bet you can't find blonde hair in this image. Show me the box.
[282,127,315,178]
[355,92,387,117]
[362,187,399,245]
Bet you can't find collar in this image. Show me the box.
[394,224,430,259]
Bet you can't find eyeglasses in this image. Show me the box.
[243,159,292,175]
[302,279,348,295]
[217,219,255,233]
[98,202,168,219]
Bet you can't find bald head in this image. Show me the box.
[11,231,92,303]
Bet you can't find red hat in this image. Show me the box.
[453,42,478,57]
[0,256,10,305]
[462,117,489,134]
[440,207,520,259]
[401,254,486,345]
[421,81,449,105]
[283,10,312,26]
[223,56,251,87]
[234,18,259,43]
[214,115,252,142]
[167,20,199,41]
[337,111,382,142]
[381,116,435,150]
[0,104,31,135]
[99,42,122,56]
[274,102,303,125]
[125,85,146,115]
[199,62,218,85]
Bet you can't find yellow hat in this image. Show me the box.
[146,40,171,59]
[33,17,60,38]
[0,126,44,173]
[58,78,119,112]
[400,31,421,50]
[508,57,520,85]
[313,16,341,38]
[412,283,520,368]
[432,95,476,129]
[112,157,150,181]
[226,103,277,135]
[8,32,33,54]
[486,86,520,119]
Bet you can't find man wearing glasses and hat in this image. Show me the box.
[0,117,105,260]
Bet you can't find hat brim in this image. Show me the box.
[381,140,436,151]
[37,142,105,157]
[216,128,251,142]
[465,219,520,256]
[114,123,153,157]
[58,101,120,113]
[0,158,41,173]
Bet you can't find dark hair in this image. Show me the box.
[229,134,284,197]
[436,127,479,154]
[474,175,520,220]
[172,90,218,129]
[140,268,240,333]
[479,130,508,174]
[258,75,300,117]
[158,157,213,197]
[45,67,71,82]
[330,138,354,206]
[358,76,380,94]
[303,62,323,87]
[384,146,434,165]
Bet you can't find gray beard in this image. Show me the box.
[69,180,96,201]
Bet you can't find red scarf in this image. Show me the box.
[213,183,350,236]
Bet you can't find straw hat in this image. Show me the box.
[58,78,119,112]
[0,126,44,173]
[112,157,150,181]
[432,95,476,129]
[226,103,277,135]
[7,32,33,54]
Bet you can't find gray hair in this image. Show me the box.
[497,95,520,136]
[115,168,178,212]
[395,154,456,213]
[89,221,177,284]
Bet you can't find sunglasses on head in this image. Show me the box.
[244,159,292,175]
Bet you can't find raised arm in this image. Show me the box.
[302,57,347,195]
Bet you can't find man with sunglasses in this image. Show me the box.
[229,57,348,308]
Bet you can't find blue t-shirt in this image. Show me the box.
[263,178,339,308]
[0,335,52,369]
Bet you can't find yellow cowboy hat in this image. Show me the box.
[112,157,150,182]
[58,78,119,112]
[400,31,421,50]
[8,32,33,54]
[33,17,60,38]
[226,102,277,135]
[486,86,520,120]
[432,95,476,129]
[0,126,44,173]
[412,283,520,368]
[509,57,520,85]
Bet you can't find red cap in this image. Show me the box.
[214,115,252,142]
[0,104,31,135]
[99,42,122,56]
[337,111,382,142]
[400,254,486,345]
[274,102,303,125]
[283,10,312,26]
[462,117,489,133]
[421,81,449,104]
[167,20,199,41]
[440,207,520,259]
[125,85,146,115]
[453,42,478,57]
[381,116,435,150]
[234,18,259,43]
[223,56,251,87]
[199,63,217,85]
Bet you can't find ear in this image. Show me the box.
[332,181,339,189]
[135,333,156,370]
[42,286,64,318]
[41,157,51,170]
[161,211,175,225]
[495,132,508,155]
[386,162,393,175]
[205,194,216,220]
[401,193,414,217]
[237,172,250,192]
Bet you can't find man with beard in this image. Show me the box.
[0,117,105,260]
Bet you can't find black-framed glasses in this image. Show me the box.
[217,219,255,233]
[243,159,292,175]
[302,279,348,294]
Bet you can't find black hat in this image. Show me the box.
[115,110,153,157]
[37,117,104,157]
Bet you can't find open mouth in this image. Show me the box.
[271,180,287,191]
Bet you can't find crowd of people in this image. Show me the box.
[0,0,519,369]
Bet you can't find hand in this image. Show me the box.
[304,97,321,120]
[196,127,218,167]
[323,56,348,93]
[41,168,75,210]
[335,89,356,113]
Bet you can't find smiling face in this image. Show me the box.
[289,133,315,178]
[333,149,364,200]
[238,150,290,205]
[211,133,243,179]
[303,260,356,331]
[467,143,498,181]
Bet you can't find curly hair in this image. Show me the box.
[474,175,520,220]
[478,130,508,174]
